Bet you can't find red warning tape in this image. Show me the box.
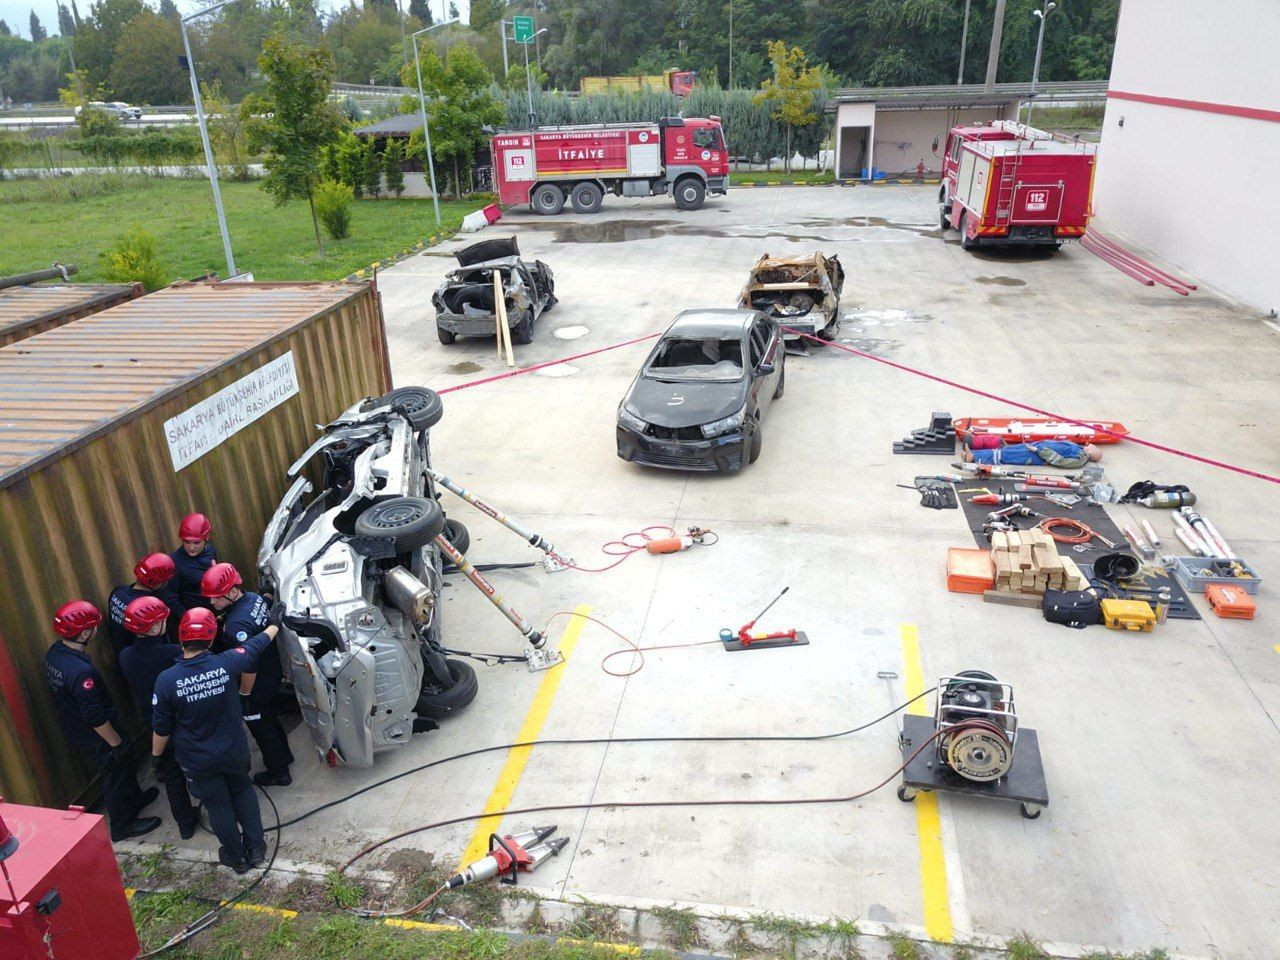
[781,326,1280,486]
[436,333,660,395]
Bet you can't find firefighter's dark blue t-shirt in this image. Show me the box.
[170,543,218,613]
[43,642,118,751]
[118,634,180,722]
[218,591,271,654]
[152,630,272,774]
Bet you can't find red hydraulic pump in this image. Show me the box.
[0,799,140,960]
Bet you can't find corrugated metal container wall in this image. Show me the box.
[0,282,145,348]
[0,281,392,807]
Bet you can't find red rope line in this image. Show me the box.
[782,327,1280,485]
[436,332,660,395]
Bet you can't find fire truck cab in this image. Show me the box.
[492,116,729,215]
[939,120,1097,250]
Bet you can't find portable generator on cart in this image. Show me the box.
[896,670,1049,819]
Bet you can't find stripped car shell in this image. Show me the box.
[737,252,845,340]
[257,387,477,768]
[432,237,556,346]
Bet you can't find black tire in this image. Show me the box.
[531,183,565,215]
[510,308,534,345]
[570,181,603,214]
[939,203,951,231]
[442,517,469,555]
[363,386,443,430]
[772,361,785,400]
[896,785,915,803]
[437,326,456,345]
[354,496,444,551]
[960,212,977,251]
[938,185,948,205]
[673,176,705,210]
[416,658,478,720]
[1020,803,1042,820]
[747,417,763,465]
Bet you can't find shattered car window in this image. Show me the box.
[646,337,745,381]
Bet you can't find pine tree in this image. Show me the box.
[0,20,11,36]
[407,0,432,26]
[29,10,47,41]
[158,0,179,20]
[361,138,382,196]
[57,4,75,36]
[383,139,405,197]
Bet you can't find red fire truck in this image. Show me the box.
[491,116,729,215]
[938,120,1097,250]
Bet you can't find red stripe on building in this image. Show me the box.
[1108,90,1280,124]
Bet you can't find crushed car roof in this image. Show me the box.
[666,309,757,339]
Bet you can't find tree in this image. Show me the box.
[360,137,382,196]
[0,21,10,36]
[108,10,186,104]
[407,0,432,27]
[29,11,47,41]
[447,2,458,20]
[753,41,820,172]
[158,0,178,20]
[72,0,146,89]
[57,5,75,36]
[469,0,503,31]
[504,62,547,92]
[382,138,405,197]
[201,79,249,178]
[242,31,342,254]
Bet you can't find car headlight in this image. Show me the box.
[618,406,647,432]
[701,410,745,438]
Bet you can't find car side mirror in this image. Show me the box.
[757,361,775,376]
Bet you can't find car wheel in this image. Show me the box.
[416,658,478,719]
[773,362,785,400]
[747,417,763,464]
[362,386,443,430]
[437,326,456,345]
[511,308,534,345]
[673,176,705,210]
[531,183,565,215]
[442,517,469,555]
[570,181,603,214]
[354,496,445,551]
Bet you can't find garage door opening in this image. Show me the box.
[838,126,871,181]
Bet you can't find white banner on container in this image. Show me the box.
[165,351,300,472]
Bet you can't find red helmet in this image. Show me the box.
[200,562,243,599]
[178,513,212,541]
[178,608,218,645]
[53,600,103,639]
[123,596,170,634]
[134,552,176,590]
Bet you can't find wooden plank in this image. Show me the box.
[991,531,1009,553]
[983,590,1043,608]
[493,273,515,368]
[1018,545,1034,570]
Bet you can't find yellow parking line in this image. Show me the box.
[459,605,591,867]
[899,623,954,943]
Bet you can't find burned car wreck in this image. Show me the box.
[432,237,556,346]
[737,252,845,341]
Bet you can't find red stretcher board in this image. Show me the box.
[953,417,1129,445]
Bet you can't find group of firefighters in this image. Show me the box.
[42,513,294,874]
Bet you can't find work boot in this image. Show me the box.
[135,786,159,810]
[111,816,162,842]
[245,841,268,868]
[253,771,292,787]
[218,847,251,875]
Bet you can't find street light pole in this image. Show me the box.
[412,18,458,228]
[1026,1,1056,127]
[499,18,510,76]
[957,0,972,85]
[524,27,547,129]
[182,0,238,279]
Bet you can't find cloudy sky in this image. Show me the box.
[2,0,470,38]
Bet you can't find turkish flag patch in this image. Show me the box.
[82,677,95,691]
[235,647,246,654]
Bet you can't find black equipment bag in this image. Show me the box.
[1042,588,1103,629]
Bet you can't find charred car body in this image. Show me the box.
[433,237,556,346]
[616,309,784,472]
[737,252,844,341]
[257,386,479,768]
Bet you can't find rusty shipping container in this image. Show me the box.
[0,282,145,348]
[0,280,392,807]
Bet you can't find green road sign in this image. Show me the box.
[513,15,534,43]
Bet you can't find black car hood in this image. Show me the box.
[625,374,748,429]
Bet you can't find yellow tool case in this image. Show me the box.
[1101,599,1156,632]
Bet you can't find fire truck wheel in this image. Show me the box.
[960,212,977,250]
[939,203,951,231]
[531,183,566,215]
[673,176,706,210]
[938,185,948,204]
[570,181,604,214]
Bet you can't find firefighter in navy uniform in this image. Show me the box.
[118,596,199,839]
[201,562,293,787]
[152,608,277,874]
[43,600,161,842]
[171,513,217,614]
[107,552,180,655]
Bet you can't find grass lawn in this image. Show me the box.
[731,169,835,185]
[0,174,477,284]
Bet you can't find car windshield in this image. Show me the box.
[645,336,744,382]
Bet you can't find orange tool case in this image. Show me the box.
[1205,584,1257,620]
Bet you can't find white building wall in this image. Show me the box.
[872,106,1014,176]
[1093,0,1280,312]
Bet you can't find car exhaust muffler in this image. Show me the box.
[384,567,435,624]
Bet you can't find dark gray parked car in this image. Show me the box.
[432,237,556,345]
[616,309,784,472]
